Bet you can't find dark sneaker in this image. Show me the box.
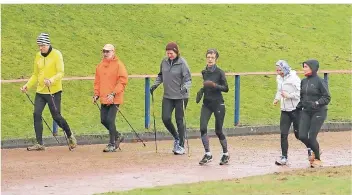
[199,154,213,165]
[103,143,116,152]
[27,144,45,151]
[219,154,230,165]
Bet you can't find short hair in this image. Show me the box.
[206,48,219,59]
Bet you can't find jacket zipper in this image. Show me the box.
[305,79,310,101]
[281,77,286,110]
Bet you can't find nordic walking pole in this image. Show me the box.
[24,93,60,144]
[94,101,121,150]
[151,93,158,153]
[47,87,72,151]
[117,106,146,147]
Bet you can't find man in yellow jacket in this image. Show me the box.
[20,33,77,151]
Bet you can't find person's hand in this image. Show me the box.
[311,101,319,109]
[92,95,99,103]
[180,87,187,95]
[281,91,289,98]
[203,80,216,88]
[273,99,279,105]
[44,78,52,87]
[107,93,115,103]
[20,85,28,93]
[196,88,204,104]
[150,85,157,94]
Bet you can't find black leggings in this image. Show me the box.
[200,102,227,153]
[162,98,188,147]
[279,110,303,158]
[33,91,72,145]
[100,104,119,144]
[299,109,327,160]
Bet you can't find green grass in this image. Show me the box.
[1,5,351,139]
[98,165,352,195]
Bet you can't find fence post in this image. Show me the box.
[324,73,328,85]
[145,77,151,129]
[234,75,240,126]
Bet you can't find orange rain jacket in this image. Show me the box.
[94,56,128,105]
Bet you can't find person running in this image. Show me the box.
[196,49,230,165]
[93,44,128,152]
[20,33,77,151]
[297,59,331,168]
[150,42,192,155]
[273,60,308,165]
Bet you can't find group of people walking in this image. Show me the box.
[20,33,330,167]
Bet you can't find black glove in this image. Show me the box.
[180,87,187,95]
[196,88,204,104]
[312,101,319,109]
[296,102,303,111]
[304,101,319,109]
[150,85,157,94]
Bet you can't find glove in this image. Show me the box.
[312,101,319,109]
[93,95,99,103]
[296,102,303,111]
[304,101,319,109]
[180,87,187,95]
[150,85,157,94]
[196,88,204,104]
[203,80,216,88]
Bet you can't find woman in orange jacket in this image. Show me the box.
[93,44,128,152]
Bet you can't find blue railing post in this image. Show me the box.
[324,73,328,85]
[234,75,240,126]
[53,121,58,135]
[145,77,151,129]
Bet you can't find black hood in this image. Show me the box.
[302,59,319,75]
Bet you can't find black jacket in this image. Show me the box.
[297,60,331,112]
[196,65,229,104]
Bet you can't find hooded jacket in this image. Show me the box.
[94,56,128,105]
[274,70,301,112]
[297,59,331,112]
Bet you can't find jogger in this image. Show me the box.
[21,33,77,151]
[196,49,230,165]
[272,60,307,165]
[150,42,192,155]
[93,44,128,152]
[297,59,331,168]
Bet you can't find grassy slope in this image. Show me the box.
[98,165,352,195]
[1,5,351,139]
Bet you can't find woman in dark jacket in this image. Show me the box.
[196,49,229,166]
[297,59,331,168]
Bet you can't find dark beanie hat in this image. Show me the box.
[165,42,179,54]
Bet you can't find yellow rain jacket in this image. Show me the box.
[25,48,64,94]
